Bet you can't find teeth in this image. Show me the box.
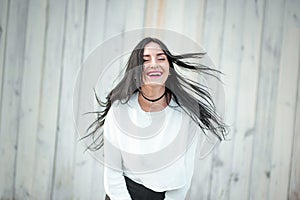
[148,72,162,76]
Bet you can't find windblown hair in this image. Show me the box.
[83,37,227,151]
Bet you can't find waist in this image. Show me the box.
[124,176,165,199]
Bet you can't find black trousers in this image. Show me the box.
[105,176,165,200]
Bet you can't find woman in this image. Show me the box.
[84,37,227,200]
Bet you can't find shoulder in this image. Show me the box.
[111,93,137,109]
[106,93,137,121]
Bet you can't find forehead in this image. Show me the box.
[143,42,164,55]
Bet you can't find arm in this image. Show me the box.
[103,108,132,200]
[104,166,132,200]
[164,134,199,200]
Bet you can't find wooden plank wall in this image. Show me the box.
[0,0,299,199]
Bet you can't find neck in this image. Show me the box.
[138,85,168,112]
[140,85,165,98]
[141,90,166,102]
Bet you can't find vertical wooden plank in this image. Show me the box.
[123,0,146,68]
[31,0,67,199]
[103,0,127,40]
[79,3,147,199]
[82,0,106,58]
[144,0,199,42]
[144,0,186,45]
[189,0,226,199]
[182,0,205,44]
[92,2,128,198]
[163,0,185,33]
[144,0,164,28]
[209,0,245,199]
[269,0,300,199]
[289,40,300,199]
[269,26,299,200]
[72,0,106,199]
[83,1,107,200]
[0,0,9,124]
[249,0,286,199]
[51,0,86,199]
[103,0,127,75]
[0,0,28,198]
[13,0,47,198]
[229,1,264,199]
[287,8,300,200]
[202,0,226,67]
[124,0,146,31]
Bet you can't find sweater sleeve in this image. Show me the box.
[164,134,199,200]
[103,107,132,200]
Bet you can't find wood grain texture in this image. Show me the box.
[0,0,28,198]
[269,24,299,200]
[14,0,47,198]
[182,0,205,44]
[144,0,165,27]
[163,0,185,32]
[269,0,300,199]
[0,0,9,125]
[189,0,226,199]
[229,0,264,199]
[124,0,146,31]
[31,0,67,198]
[209,0,246,199]
[249,0,286,199]
[286,1,300,200]
[72,0,106,199]
[81,1,108,199]
[289,36,300,199]
[51,0,86,199]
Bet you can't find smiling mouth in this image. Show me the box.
[147,71,162,78]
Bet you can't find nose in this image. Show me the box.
[150,58,158,68]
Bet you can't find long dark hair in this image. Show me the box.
[83,37,227,151]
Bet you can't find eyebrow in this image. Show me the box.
[143,53,166,57]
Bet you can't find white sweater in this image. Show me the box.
[103,92,201,200]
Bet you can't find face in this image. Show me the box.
[142,42,170,87]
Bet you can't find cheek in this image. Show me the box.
[143,63,151,71]
[163,63,170,74]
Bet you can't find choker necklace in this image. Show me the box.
[140,91,166,102]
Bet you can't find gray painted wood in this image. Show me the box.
[14,0,47,198]
[289,45,300,199]
[51,0,86,199]
[0,0,9,127]
[229,0,264,199]
[209,0,246,199]
[250,0,286,199]
[189,0,226,199]
[285,0,300,196]
[144,0,164,27]
[72,0,106,199]
[124,0,146,31]
[269,22,299,200]
[271,1,300,199]
[0,0,28,198]
[182,0,205,44]
[31,0,67,198]
[82,1,107,199]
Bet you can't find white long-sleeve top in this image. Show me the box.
[103,92,202,200]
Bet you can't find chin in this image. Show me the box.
[143,81,165,87]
